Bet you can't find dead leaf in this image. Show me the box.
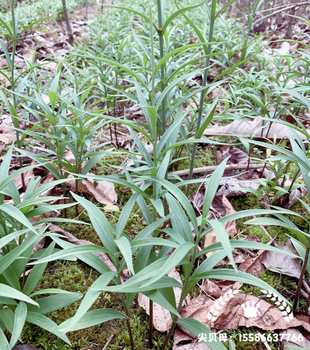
[222,146,251,165]
[189,188,205,212]
[281,329,310,350]
[204,195,236,257]
[67,174,117,206]
[180,291,310,334]
[287,186,308,209]
[203,119,310,140]
[173,329,211,350]
[201,280,222,298]
[13,160,36,190]
[0,134,16,144]
[214,178,260,197]
[238,254,266,278]
[138,268,190,332]
[263,238,301,278]
[204,231,220,258]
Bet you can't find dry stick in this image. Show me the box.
[303,280,310,294]
[61,0,74,44]
[293,245,310,311]
[102,335,114,350]
[172,163,265,177]
[252,216,274,241]
[257,1,310,15]
[257,331,272,350]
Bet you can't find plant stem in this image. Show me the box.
[186,10,215,196]
[156,0,166,133]
[161,244,197,350]
[10,2,26,191]
[149,5,156,346]
[149,299,154,348]
[293,234,310,311]
[120,293,135,350]
[61,0,74,44]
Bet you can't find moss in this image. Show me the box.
[21,260,172,350]
[225,328,279,350]
[94,152,121,176]
[172,147,216,172]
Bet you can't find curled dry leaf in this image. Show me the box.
[67,174,117,206]
[12,345,41,350]
[263,238,301,278]
[173,329,211,350]
[13,160,35,190]
[280,329,310,350]
[204,195,236,258]
[138,268,190,332]
[214,178,260,197]
[222,146,251,165]
[180,291,310,335]
[203,119,310,140]
[287,186,307,209]
[201,280,223,298]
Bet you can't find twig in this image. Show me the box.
[257,1,310,15]
[102,334,114,350]
[303,280,310,294]
[252,215,274,242]
[257,331,272,350]
[239,248,257,258]
[171,163,265,177]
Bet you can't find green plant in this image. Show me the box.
[0,0,49,191]
[0,147,84,349]
[246,128,310,311]
[30,158,300,350]
[13,71,114,216]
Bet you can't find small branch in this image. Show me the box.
[252,215,274,242]
[257,1,310,15]
[102,335,114,350]
[172,163,265,177]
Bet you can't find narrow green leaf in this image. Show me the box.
[177,318,227,350]
[57,272,115,332]
[10,302,27,347]
[58,309,126,332]
[23,242,55,295]
[202,159,228,219]
[208,220,237,271]
[28,292,82,315]
[141,242,194,287]
[162,0,207,34]
[115,237,134,275]
[0,327,9,349]
[26,312,70,344]
[0,284,38,306]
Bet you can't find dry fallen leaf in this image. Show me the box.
[281,328,310,350]
[201,280,223,298]
[180,291,310,334]
[262,238,301,278]
[138,268,190,332]
[204,195,236,257]
[67,174,117,206]
[214,178,260,197]
[13,160,36,190]
[203,119,310,140]
[173,329,211,350]
[12,345,41,350]
[222,146,251,165]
